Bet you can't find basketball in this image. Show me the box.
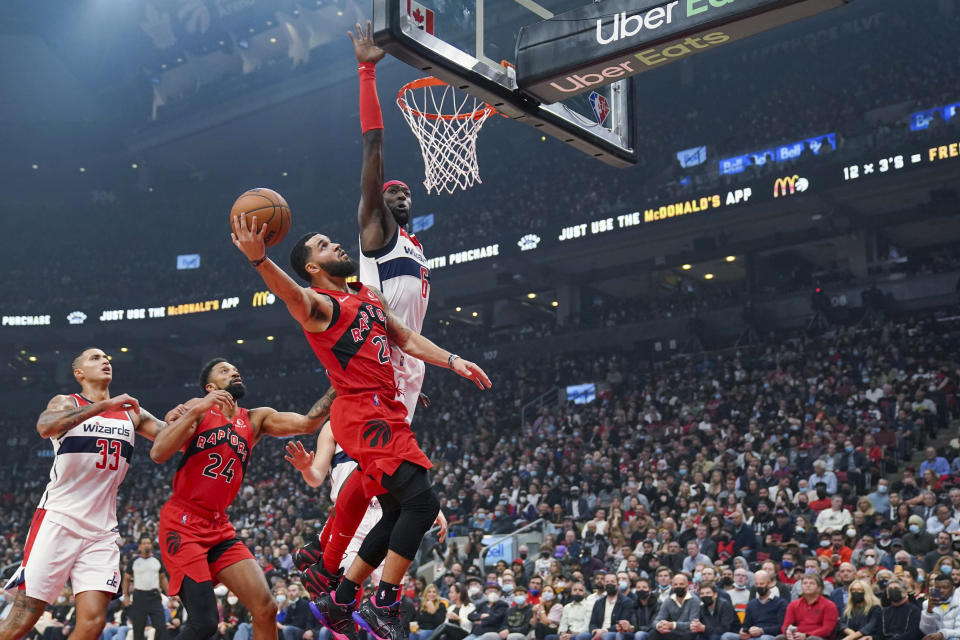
[230,188,291,248]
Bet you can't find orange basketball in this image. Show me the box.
[230,188,291,248]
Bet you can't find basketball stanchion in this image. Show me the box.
[396,77,498,195]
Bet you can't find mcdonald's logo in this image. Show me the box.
[252,291,276,307]
[772,175,809,198]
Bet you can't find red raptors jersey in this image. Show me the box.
[171,405,252,516]
[303,283,401,398]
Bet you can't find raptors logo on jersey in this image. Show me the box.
[171,405,253,516]
[358,227,430,422]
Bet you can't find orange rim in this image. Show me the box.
[397,77,498,121]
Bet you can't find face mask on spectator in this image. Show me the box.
[487,592,501,603]
[820,561,830,571]
[605,584,618,596]
[542,592,554,602]
[820,540,830,548]
[514,595,527,606]
[227,596,239,605]
[910,525,921,534]
[846,529,857,538]
[888,588,903,602]
[878,485,888,494]
[845,446,854,453]
[468,586,481,598]
[705,506,715,513]
[619,581,629,592]
[636,590,649,600]
[571,594,584,602]
[756,586,769,597]
[694,572,702,583]
[782,560,794,570]
[276,595,287,604]
[503,583,515,593]
[673,587,686,599]
[865,556,877,566]
[701,596,714,606]
[851,592,865,604]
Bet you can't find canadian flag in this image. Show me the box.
[406,0,435,35]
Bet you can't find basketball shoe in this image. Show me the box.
[353,597,405,640]
[310,594,358,640]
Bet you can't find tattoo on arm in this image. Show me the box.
[37,397,101,438]
[307,388,337,423]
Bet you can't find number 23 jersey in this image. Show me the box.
[171,405,252,516]
[37,394,135,538]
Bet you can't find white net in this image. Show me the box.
[397,78,496,195]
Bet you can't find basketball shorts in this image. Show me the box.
[330,392,432,498]
[341,500,385,584]
[4,508,121,604]
[390,347,425,424]
[158,499,254,596]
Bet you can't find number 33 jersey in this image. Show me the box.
[37,394,135,538]
[171,405,252,517]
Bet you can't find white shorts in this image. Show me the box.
[4,510,121,604]
[340,503,385,585]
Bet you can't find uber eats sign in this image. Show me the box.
[516,0,849,104]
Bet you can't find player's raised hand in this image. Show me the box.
[348,20,385,65]
[452,358,492,390]
[284,441,315,471]
[165,404,190,423]
[230,212,267,262]
[106,393,141,415]
[434,510,448,543]
[201,390,236,412]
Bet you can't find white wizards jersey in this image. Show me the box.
[358,227,430,421]
[37,394,135,538]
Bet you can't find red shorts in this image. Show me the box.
[331,392,432,498]
[158,499,254,596]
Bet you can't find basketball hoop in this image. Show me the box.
[397,77,497,195]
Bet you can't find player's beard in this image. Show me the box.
[225,382,246,400]
[319,258,358,278]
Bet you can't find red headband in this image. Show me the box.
[382,180,409,193]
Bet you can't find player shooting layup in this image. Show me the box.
[284,19,441,598]
[230,209,490,640]
[149,359,335,640]
[0,348,169,640]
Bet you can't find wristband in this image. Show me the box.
[250,255,267,267]
[447,354,460,369]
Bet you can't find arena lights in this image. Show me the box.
[131,163,139,169]
[471,311,478,317]
[455,306,462,312]
[726,256,736,262]
[120,347,128,353]
[79,167,86,173]
[269,37,278,44]
[31,164,38,170]
[266,336,274,341]
[236,339,244,344]
[282,171,288,177]
[704,273,715,280]
[28,356,37,362]
[551,301,559,307]
[527,293,537,299]
[681,264,692,270]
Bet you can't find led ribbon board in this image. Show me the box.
[516,0,850,104]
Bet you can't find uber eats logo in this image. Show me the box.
[596,0,737,45]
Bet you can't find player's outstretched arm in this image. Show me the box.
[37,393,141,439]
[371,288,491,390]
[285,421,338,488]
[231,212,331,330]
[253,386,337,441]
[149,391,235,463]
[349,20,395,253]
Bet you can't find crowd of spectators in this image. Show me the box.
[1,312,960,640]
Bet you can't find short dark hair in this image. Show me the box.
[199,358,228,392]
[72,347,101,370]
[290,233,318,282]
